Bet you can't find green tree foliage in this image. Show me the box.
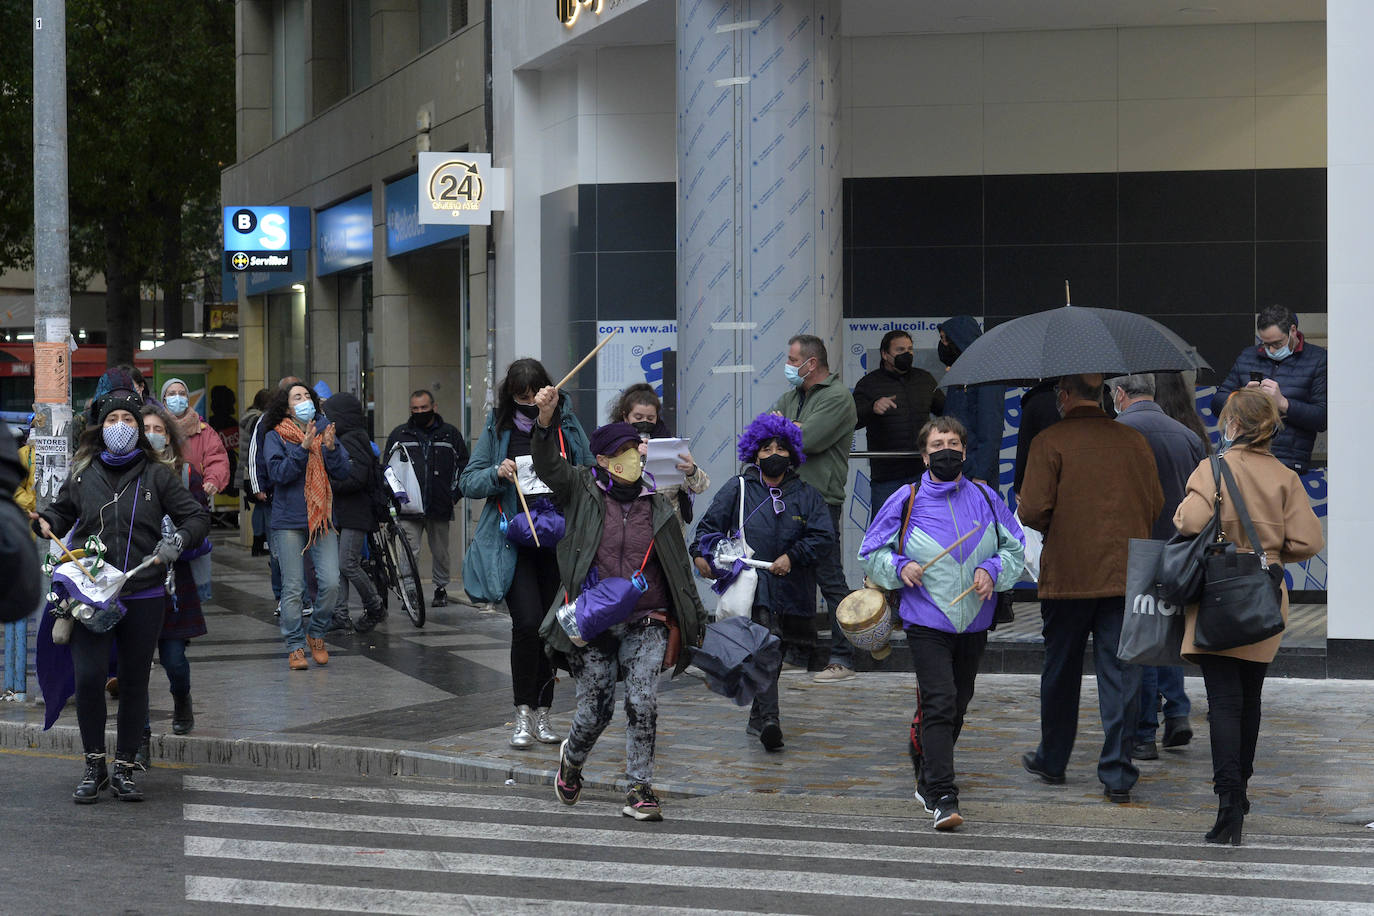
[0,0,233,364]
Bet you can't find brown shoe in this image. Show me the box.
[105,677,119,699]
[307,637,329,666]
[288,648,308,671]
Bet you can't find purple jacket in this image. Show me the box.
[860,473,1025,634]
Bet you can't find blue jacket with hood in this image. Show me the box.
[938,315,1006,483]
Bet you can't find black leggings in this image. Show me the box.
[505,545,560,708]
[70,595,165,759]
[1198,654,1269,796]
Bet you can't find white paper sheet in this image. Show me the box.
[645,438,691,490]
[514,455,552,496]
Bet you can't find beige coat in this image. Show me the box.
[1173,445,1324,664]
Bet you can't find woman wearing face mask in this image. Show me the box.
[460,359,593,748]
[691,413,832,751]
[1173,389,1322,845]
[859,416,1025,832]
[530,390,708,823]
[30,389,209,803]
[159,379,229,603]
[262,384,352,670]
[609,383,709,535]
[141,405,210,743]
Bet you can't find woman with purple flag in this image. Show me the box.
[31,387,209,804]
[690,413,832,752]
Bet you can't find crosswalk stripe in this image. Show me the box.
[185,876,763,915]
[182,776,1374,854]
[183,836,1372,915]
[181,803,1374,887]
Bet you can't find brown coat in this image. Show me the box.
[1017,405,1164,599]
[1174,445,1323,664]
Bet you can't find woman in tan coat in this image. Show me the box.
[1174,389,1323,845]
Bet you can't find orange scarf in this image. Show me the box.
[274,419,334,544]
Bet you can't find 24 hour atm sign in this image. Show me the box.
[224,206,292,272]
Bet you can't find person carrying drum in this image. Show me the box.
[859,416,1025,831]
[691,413,832,752]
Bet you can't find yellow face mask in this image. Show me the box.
[607,446,643,483]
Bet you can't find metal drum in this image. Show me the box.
[836,586,894,660]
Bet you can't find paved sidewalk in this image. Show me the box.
[2,544,1372,832]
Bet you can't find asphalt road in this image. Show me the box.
[4,748,1374,915]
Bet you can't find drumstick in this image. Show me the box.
[555,328,619,390]
[512,475,541,548]
[922,524,982,570]
[949,582,979,607]
[48,533,97,582]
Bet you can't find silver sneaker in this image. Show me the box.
[533,707,560,744]
[510,705,535,748]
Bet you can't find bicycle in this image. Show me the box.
[363,497,426,628]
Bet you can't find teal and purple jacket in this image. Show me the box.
[859,473,1026,634]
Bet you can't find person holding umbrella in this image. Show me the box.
[691,413,833,752]
[530,387,707,823]
[936,317,1004,485]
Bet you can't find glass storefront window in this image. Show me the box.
[266,287,308,386]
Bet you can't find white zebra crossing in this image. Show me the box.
[182,776,1374,915]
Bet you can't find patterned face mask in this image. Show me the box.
[102,422,139,455]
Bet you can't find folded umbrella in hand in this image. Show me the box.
[689,616,782,707]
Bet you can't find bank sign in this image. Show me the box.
[223,206,293,272]
[417,152,506,226]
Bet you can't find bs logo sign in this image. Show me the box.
[224,206,292,272]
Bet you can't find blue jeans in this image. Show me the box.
[272,528,340,651]
[1032,596,1142,792]
[251,500,268,537]
[158,638,191,695]
[264,504,283,600]
[869,476,921,525]
[1137,665,1192,741]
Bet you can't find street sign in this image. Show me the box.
[223,206,294,272]
[417,152,507,226]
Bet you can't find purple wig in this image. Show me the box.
[737,412,806,465]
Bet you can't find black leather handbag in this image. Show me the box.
[1156,454,1223,606]
[1192,457,1286,652]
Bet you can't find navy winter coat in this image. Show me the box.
[263,417,353,531]
[691,469,834,616]
[939,315,1005,483]
[1211,333,1327,469]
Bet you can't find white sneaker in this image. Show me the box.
[812,664,856,683]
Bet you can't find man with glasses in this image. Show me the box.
[1212,305,1327,473]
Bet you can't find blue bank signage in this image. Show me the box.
[316,192,374,276]
[224,206,293,272]
[385,173,468,257]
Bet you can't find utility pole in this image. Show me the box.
[31,0,73,513]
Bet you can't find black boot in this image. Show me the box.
[73,752,108,804]
[1205,791,1244,845]
[110,757,144,802]
[172,691,194,735]
[135,727,151,771]
[353,602,386,633]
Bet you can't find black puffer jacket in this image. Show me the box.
[852,365,945,483]
[383,411,469,522]
[324,393,383,532]
[1,428,41,623]
[39,453,210,592]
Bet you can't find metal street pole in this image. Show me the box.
[31,0,73,513]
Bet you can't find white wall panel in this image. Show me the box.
[1118,97,1256,171]
[1257,21,1326,96]
[982,29,1117,104]
[849,104,981,177]
[595,45,675,115]
[594,112,677,183]
[1255,94,1326,168]
[984,101,1118,174]
[1118,25,1256,100]
[849,33,982,108]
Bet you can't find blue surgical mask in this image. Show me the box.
[293,400,317,423]
[165,394,189,415]
[1267,345,1292,361]
[147,432,168,451]
[783,360,811,388]
[102,422,139,455]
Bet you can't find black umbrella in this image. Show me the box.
[938,306,1210,389]
[689,617,782,707]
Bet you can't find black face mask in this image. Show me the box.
[757,454,791,479]
[927,448,964,482]
[514,402,540,419]
[938,341,960,367]
[410,410,434,428]
[891,352,914,373]
[631,420,656,437]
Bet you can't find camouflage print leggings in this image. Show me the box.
[564,618,668,784]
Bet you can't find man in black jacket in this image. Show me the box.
[852,330,944,521]
[383,390,469,607]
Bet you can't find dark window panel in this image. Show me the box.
[1257,241,1326,312]
[1119,242,1253,315]
[596,183,675,252]
[1256,168,1327,241]
[848,176,983,248]
[850,246,983,317]
[984,244,1118,315]
[572,252,597,322]
[1119,170,1254,243]
[1144,312,1256,386]
[577,184,598,253]
[985,173,1117,245]
[597,251,675,320]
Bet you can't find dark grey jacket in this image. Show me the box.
[1116,400,1207,540]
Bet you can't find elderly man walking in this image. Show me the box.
[1017,373,1164,803]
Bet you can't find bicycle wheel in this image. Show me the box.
[364,531,390,612]
[387,522,426,627]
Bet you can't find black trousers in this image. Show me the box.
[907,625,988,801]
[1198,654,1269,796]
[505,544,560,708]
[70,595,164,759]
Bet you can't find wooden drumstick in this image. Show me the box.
[555,328,619,390]
[512,475,540,548]
[948,582,979,607]
[48,533,97,582]
[921,524,982,570]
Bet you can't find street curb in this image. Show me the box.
[0,720,721,800]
